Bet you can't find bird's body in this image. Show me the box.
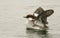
[24,7,54,31]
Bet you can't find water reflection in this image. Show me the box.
[26,29,52,38]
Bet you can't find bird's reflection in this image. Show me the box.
[26,29,52,38]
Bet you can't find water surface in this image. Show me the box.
[0,0,60,38]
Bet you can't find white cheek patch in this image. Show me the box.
[28,18,33,21]
[34,13,39,17]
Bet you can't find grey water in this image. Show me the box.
[0,0,60,38]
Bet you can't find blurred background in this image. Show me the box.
[0,0,60,38]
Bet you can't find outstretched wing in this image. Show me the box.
[44,9,54,17]
[34,7,44,14]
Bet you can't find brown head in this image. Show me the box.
[24,14,37,21]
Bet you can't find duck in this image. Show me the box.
[24,14,47,30]
[24,7,54,30]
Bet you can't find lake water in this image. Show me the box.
[0,0,60,38]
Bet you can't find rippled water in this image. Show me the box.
[0,0,60,38]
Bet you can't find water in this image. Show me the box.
[0,0,60,38]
